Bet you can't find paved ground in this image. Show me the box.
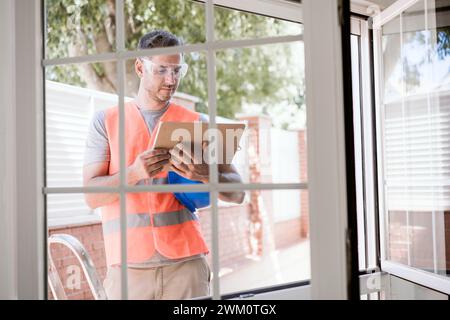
[219,240,311,295]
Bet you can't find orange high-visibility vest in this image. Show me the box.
[102,101,209,266]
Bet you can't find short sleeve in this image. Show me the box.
[84,110,111,166]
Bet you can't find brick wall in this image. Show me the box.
[48,204,252,300]
[198,204,252,268]
[298,130,309,238]
[237,115,273,256]
[388,210,450,275]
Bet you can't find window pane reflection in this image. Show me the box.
[382,1,450,278]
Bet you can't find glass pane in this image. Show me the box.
[351,34,367,271]
[45,63,118,188]
[216,189,310,295]
[47,192,115,300]
[381,1,450,279]
[45,0,116,59]
[214,5,302,40]
[124,0,206,50]
[402,0,427,96]
[124,51,210,186]
[215,42,305,184]
[102,191,212,300]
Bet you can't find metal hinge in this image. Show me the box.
[338,0,344,27]
[345,227,354,297]
[345,227,352,270]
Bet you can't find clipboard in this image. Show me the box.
[152,121,246,167]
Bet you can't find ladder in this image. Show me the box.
[48,234,107,300]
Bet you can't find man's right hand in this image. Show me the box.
[129,149,171,180]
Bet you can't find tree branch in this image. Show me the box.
[68,30,115,93]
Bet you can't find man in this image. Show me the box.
[83,30,244,300]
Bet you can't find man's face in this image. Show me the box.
[136,53,183,103]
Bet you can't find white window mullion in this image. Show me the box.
[42,35,303,67]
[115,0,129,301]
[399,13,412,267]
[44,182,307,194]
[196,0,302,23]
[205,0,221,300]
[424,0,438,275]
[372,0,420,29]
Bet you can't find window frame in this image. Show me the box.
[372,0,450,295]
[15,0,46,299]
[0,0,18,300]
[12,0,352,300]
[351,16,380,273]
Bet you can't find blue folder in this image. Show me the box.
[167,171,210,213]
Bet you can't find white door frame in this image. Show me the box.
[8,0,46,300]
[0,0,18,300]
[303,0,350,299]
[5,0,350,299]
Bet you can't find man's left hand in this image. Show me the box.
[169,141,209,183]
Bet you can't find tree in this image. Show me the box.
[383,26,450,98]
[45,0,304,124]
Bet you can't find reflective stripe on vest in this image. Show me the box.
[101,101,209,265]
[102,207,198,234]
[136,177,167,186]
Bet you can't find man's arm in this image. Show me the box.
[83,149,170,209]
[217,164,245,204]
[83,162,137,209]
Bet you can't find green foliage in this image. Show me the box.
[437,27,450,60]
[45,0,304,126]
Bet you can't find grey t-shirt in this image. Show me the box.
[84,104,208,268]
[84,104,209,165]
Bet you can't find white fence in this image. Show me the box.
[46,81,122,226]
[271,129,301,222]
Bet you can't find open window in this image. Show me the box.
[351,0,450,298]
[373,0,450,295]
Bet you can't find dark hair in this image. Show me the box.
[137,30,183,50]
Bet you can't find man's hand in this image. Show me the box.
[169,142,209,183]
[168,141,244,203]
[130,149,171,180]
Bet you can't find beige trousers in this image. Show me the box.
[103,257,211,300]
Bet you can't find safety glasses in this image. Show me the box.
[141,58,188,79]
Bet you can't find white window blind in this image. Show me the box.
[384,91,450,211]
